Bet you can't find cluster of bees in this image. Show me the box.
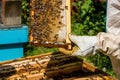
[30,0,66,45]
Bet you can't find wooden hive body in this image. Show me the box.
[0,0,22,27]
[0,52,116,80]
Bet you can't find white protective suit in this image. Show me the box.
[69,0,120,79]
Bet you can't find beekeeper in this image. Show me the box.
[69,0,120,80]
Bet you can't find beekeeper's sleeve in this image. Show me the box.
[106,0,120,35]
[97,32,120,59]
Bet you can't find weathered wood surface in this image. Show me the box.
[1,0,21,27]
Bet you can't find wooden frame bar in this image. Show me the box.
[66,0,71,49]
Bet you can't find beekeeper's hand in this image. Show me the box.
[58,46,79,55]
[97,32,120,59]
[69,34,99,56]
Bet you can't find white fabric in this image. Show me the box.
[106,0,120,35]
[69,32,120,80]
[97,32,120,59]
[106,0,120,79]
[69,34,99,56]
[97,32,120,80]
[69,32,120,59]
[69,33,120,57]
[69,0,120,79]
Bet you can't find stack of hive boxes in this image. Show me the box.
[0,0,28,61]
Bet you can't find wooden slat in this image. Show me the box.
[66,0,71,49]
[82,62,96,72]
[45,62,82,78]
[64,75,116,80]
[5,0,21,1]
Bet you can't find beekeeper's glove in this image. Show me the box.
[58,46,79,55]
[97,32,120,59]
[69,34,99,56]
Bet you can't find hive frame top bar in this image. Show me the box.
[3,0,21,1]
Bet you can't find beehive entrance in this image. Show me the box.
[29,0,71,48]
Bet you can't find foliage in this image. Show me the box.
[24,43,58,57]
[72,0,106,35]
[22,0,114,76]
[86,53,115,76]
[22,0,30,24]
[72,0,114,76]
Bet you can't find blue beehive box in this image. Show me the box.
[0,25,28,61]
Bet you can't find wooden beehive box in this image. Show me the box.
[0,0,21,27]
[0,52,116,80]
[29,0,71,49]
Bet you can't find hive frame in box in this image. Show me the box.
[29,0,71,49]
[0,52,116,80]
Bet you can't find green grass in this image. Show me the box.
[24,43,58,57]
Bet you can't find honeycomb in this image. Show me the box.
[29,0,70,47]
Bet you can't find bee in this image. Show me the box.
[56,6,64,11]
[52,23,56,26]
[54,34,59,40]
[61,15,64,18]
[57,0,63,6]
[51,17,56,20]
[65,6,68,10]
[59,21,62,25]
[57,26,61,28]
